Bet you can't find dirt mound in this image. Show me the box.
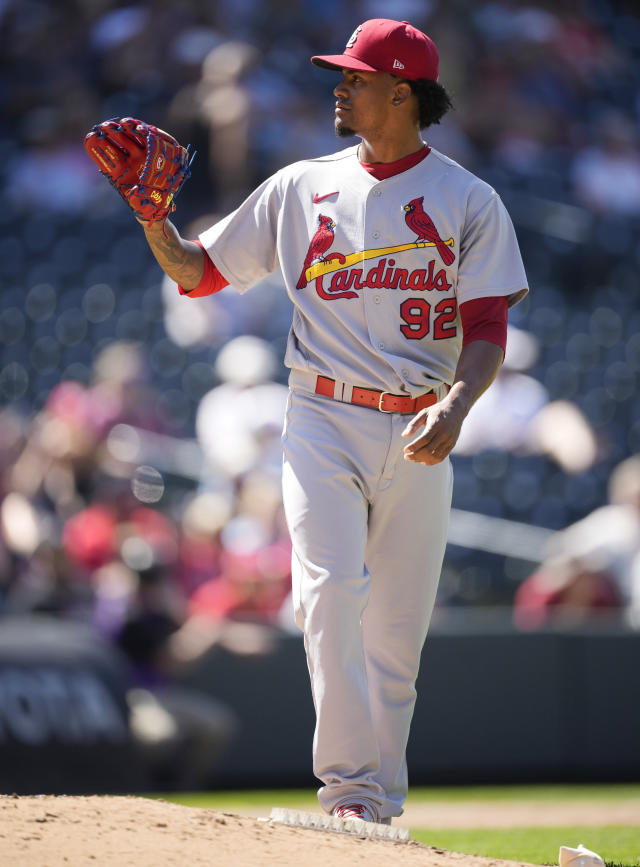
[0,795,538,867]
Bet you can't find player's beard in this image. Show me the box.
[335,119,355,138]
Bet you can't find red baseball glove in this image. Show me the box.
[84,117,194,224]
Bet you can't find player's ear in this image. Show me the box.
[391,80,412,107]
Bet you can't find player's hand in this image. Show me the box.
[401,396,465,465]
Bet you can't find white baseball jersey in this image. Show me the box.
[199,144,528,394]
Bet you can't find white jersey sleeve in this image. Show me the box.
[456,187,528,306]
[199,173,283,293]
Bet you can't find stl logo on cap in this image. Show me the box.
[346,25,362,48]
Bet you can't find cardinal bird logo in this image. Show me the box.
[297,214,336,289]
[403,197,455,266]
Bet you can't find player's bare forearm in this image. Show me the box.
[402,340,504,465]
[141,218,205,291]
[443,339,505,418]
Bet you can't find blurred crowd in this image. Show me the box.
[4,0,640,215]
[0,336,295,689]
[1,0,640,687]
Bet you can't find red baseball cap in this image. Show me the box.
[311,18,439,82]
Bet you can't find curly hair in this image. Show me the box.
[398,78,453,129]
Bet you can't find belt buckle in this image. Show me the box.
[378,391,393,412]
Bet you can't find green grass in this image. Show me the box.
[150,785,640,866]
[153,782,640,811]
[411,826,640,866]
[152,788,318,812]
[407,784,640,804]
[409,783,640,808]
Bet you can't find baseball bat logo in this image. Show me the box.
[296,195,456,298]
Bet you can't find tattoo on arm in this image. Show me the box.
[142,219,204,291]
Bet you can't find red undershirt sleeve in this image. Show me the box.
[459,295,508,355]
[178,240,229,297]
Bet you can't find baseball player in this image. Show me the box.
[90,18,528,824]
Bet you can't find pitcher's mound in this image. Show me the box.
[0,794,541,867]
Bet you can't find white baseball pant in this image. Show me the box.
[281,384,453,821]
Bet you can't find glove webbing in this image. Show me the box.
[88,118,144,189]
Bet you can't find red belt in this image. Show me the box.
[315,375,438,414]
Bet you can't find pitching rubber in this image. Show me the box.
[266,807,411,842]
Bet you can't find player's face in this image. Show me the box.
[333,69,400,139]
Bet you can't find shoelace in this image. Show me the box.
[334,803,367,820]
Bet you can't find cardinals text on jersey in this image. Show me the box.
[296,198,455,301]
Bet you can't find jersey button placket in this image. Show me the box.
[363,187,388,364]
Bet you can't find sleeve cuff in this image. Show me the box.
[460,295,508,353]
[178,240,230,297]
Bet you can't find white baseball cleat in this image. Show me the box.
[559,844,606,867]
